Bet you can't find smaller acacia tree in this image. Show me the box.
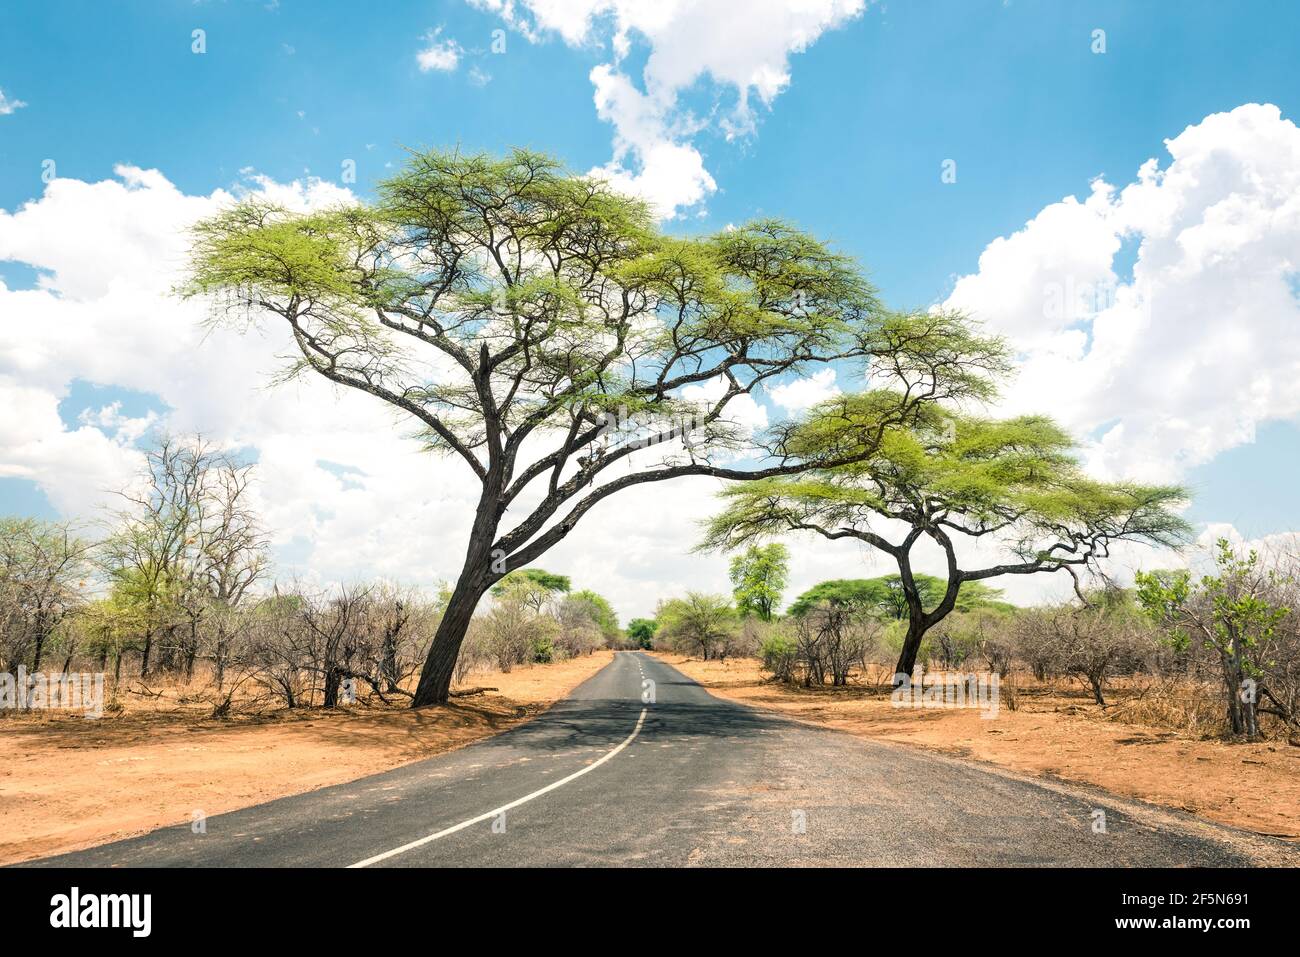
[490,568,570,612]
[703,405,1189,681]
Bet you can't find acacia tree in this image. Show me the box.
[785,573,1005,618]
[184,149,1004,705]
[702,405,1189,680]
[626,617,657,649]
[490,567,570,612]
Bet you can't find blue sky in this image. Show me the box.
[2,0,1300,607]
[3,1,1297,300]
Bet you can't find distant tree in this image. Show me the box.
[569,589,620,642]
[480,578,555,672]
[787,574,1007,620]
[656,593,737,660]
[787,578,893,617]
[705,407,1189,681]
[728,543,789,622]
[183,147,1007,705]
[100,435,267,677]
[626,617,657,649]
[490,568,571,612]
[554,595,606,657]
[0,517,92,674]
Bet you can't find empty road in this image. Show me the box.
[22,652,1297,867]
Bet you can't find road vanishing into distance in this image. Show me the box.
[23,652,1298,867]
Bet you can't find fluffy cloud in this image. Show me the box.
[416,27,463,72]
[473,0,867,217]
[0,88,25,115]
[944,104,1300,487]
[768,368,841,414]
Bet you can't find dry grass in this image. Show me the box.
[0,650,614,865]
[659,653,1300,841]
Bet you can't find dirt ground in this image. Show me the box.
[655,653,1300,842]
[0,651,613,865]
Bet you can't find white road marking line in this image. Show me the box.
[347,707,649,868]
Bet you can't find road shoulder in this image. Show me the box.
[652,652,1300,860]
[0,651,615,865]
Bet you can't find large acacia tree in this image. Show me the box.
[702,404,1190,679]
[184,149,1003,705]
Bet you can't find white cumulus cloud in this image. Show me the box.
[768,368,841,414]
[0,88,26,115]
[944,103,1300,488]
[471,0,867,217]
[417,28,463,72]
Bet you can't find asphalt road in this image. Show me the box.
[22,651,1298,867]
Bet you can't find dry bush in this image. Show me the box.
[767,604,878,687]
[553,595,607,659]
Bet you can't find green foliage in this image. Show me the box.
[759,631,799,682]
[626,617,657,649]
[491,568,571,599]
[728,543,789,621]
[1137,541,1289,670]
[704,407,1189,561]
[787,574,1008,619]
[530,632,555,664]
[569,589,619,640]
[1136,539,1291,738]
[787,578,894,617]
[180,148,938,467]
[656,592,737,660]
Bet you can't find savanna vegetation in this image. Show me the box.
[645,535,1300,742]
[0,435,628,719]
[6,147,1295,748]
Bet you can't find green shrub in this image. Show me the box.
[759,632,798,683]
[531,634,555,664]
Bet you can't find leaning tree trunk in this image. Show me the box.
[893,617,929,686]
[410,480,507,707]
[411,572,488,706]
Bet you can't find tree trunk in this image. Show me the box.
[1089,674,1106,706]
[382,626,399,693]
[893,616,928,685]
[323,666,342,708]
[411,470,518,708]
[411,571,489,706]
